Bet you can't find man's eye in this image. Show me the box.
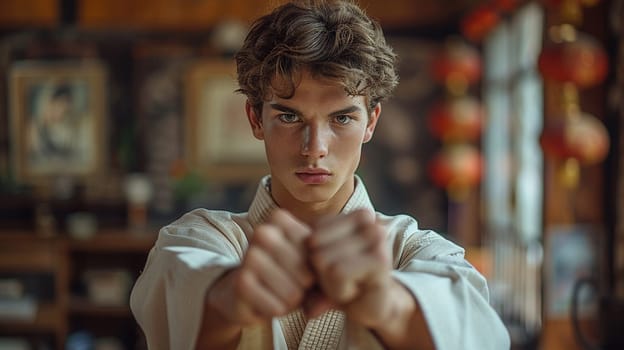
[278,114,300,123]
[335,115,353,125]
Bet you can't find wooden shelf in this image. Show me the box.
[0,0,59,27]
[0,229,154,349]
[0,238,64,271]
[0,231,157,254]
[67,231,157,253]
[69,297,133,318]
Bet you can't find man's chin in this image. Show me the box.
[291,187,334,204]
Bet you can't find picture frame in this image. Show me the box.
[185,59,268,182]
[9,60,107,184]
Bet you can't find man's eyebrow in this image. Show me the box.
[329,105,362,116]
[269,103,363,116]
[269,103,301,115]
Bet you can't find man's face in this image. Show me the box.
[45,96,71,123]
[246,71,380,211]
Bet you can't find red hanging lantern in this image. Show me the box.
[427,96,484,142]
[460,4,500,43]
[539,112,610,165]
[493,0,520,12]
[538,27,609,88]
[431,39,482,89]
[428,144,483,193]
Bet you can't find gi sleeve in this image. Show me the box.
[386,215,510,350]
[129,209,247,350]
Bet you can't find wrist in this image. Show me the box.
[370,279,435,349]
[206,268,240,323]
[368,279,425,349]
[197,268,242,350]
[372,279,415,332]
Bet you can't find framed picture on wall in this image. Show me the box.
[9,60,107,184]
[185,59,267,182]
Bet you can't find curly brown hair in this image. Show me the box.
[235,0,399,116]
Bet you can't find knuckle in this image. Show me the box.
[268,208,286,221]
[270,296,289,316]
[271,302,287,316]
[352,208,373,223]
[353,209,367,220]
[285,288,304,307]
[254,225,279,248]
[288,250,305,267]
[245,246,262,266]
[235,269,254,297]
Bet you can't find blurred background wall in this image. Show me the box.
[0,0,622,349]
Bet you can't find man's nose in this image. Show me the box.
[301,124,329,158]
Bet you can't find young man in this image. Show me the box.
[130,1,510,349]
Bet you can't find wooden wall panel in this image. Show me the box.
[78,0,472,30]
[78,0,288,30]
[360,0,471,28]
[0,0,58,27]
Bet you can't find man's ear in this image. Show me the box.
[246,101,264,140]
[363,103,381,143]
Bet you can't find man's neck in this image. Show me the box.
[284,200,345,227]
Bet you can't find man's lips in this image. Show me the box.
[295,169,332,184]
[296,168,331,175]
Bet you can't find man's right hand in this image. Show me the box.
[207,209,314,326]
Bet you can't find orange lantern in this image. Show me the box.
[427,96,484,142]
[431,39,482,91]
[538,26,609,88]
[428,144,483,198]
[460,5,500,43]
[539,112,610,165]
[493,0,520,12]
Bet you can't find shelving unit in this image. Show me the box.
[0,231,156,350]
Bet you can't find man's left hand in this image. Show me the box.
[306,209,397,328]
